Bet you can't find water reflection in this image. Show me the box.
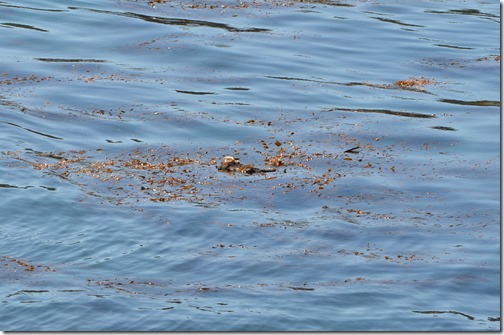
[0,0,499,331]
[68,6,271,32]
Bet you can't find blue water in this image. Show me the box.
[0,0,500,331]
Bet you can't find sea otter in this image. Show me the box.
[217,156,276,175]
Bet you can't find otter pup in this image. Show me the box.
[217,156,276,175]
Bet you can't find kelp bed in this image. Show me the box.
[2,77,445,207]
[147,0,355,9]
[6,135,380,206]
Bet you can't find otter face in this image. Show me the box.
[223,156,238,163]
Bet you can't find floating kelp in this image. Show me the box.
[420,54,500,69]
[394,77,435,88]
[147,0,355,10]
[0,256,56,273]
[0,74,53,85]
[6,134,389,207]
[266,75,437,92]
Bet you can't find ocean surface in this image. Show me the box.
[0,0,500,331]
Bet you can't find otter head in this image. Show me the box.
[217,156,240,171]
[223,156,237,163]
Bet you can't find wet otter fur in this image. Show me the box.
[217,156,276,175]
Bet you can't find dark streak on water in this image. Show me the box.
[0,120,64,139]
[326,107,436,118]
[35,58,109,63]
[438,98,500,107]
[68,6,272,32]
